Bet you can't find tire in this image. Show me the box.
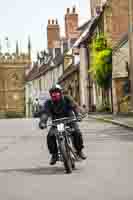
[68,145,76,169]
[59,140,72,174]
[71,157,75,169]
[68,137,76,169]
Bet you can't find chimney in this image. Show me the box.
[47,18,61,50]
[65,6,79,39]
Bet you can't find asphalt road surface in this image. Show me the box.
[0,118,132,200]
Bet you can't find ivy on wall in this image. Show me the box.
[90,34,112,90]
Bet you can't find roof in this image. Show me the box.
[113,33,128,53]
[26,54,64,81]
[58,64,79,83]
[66,48,73,56]
[73,15,100,48]
[77,20,91,32]
[73,0,110,48]
[53,54,64,65]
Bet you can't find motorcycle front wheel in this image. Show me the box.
[59,140,72,174]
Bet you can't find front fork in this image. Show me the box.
[56,132,65,161]
[56,131,78,162]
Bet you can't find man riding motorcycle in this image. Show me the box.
[39,84,87,165]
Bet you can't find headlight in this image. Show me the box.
[57,123,65,132]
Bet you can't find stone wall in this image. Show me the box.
[111,0,128,46]
[0,64,25,116]
[59,66,80,104]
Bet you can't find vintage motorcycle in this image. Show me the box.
[47,117,80,174]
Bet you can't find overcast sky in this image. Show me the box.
[0,0,91,59]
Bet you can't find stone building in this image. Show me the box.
[74,16,101,111]
[26,6,82,117]
[83,0,129,113]
[73,0,115,112]
[89,0,129,46]
[57,7,84,105]
[58,49,80,104]
[90,0,107,17]
[0,39,31,117]
[112,34,130,113]
[25,52,63,117]
[26,17,64,117]
[111,0,129,113]
[111,0,129,46]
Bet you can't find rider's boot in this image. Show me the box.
[50,154,58,165]
[77,150,87,160]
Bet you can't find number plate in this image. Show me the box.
[57,123,65,132]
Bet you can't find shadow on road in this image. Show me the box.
[0,166,79,175]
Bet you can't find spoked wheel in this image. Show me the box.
[68,143,77,170]
[59,140,72,174]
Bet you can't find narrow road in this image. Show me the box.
[0,118,132,200]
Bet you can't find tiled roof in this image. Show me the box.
[113,33,128,53]
[73,16,100,48]
[26,54,64,82]
[58,64,79,83]
[77,20,91,32]
[53,54,64,66]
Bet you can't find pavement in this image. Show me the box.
[88,113,133,130]
[0,118,133,199]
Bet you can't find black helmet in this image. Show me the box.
[49,84,63,94]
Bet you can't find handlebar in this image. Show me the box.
[47,117,79,127]
[52,117,77,123]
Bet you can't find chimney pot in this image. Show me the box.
[48,19,51,24]
[73,6,76,13]
[67,8,70,14]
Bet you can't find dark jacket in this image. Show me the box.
[40,95,81,122]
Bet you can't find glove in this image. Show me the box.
[39,121,47,129]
